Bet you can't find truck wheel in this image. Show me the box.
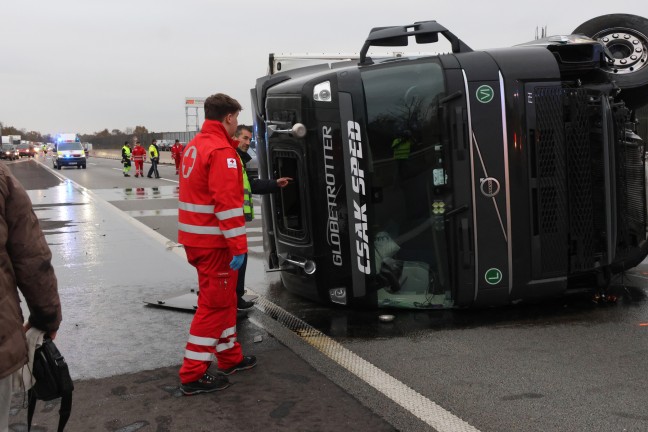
[573,14,648,109]
[82,164,86,169]
[57,162,61,170]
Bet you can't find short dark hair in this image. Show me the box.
[175,139,180,143]
[124,141,129,145]
[204,93,242,121]
[235,124,252,137]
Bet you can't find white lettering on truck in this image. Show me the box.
[323,126,343,266]
[348,121,370,274]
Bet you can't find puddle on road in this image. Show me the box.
[125,208,178,217]
[93,185,180,201]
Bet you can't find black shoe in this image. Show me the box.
[237,298,254,311]
[218,356,257,376]
[180,371,230,395]
[124,174,130,177]
[147,175,152,178]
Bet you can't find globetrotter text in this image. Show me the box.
[323,126,343,267]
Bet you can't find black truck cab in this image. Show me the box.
[252,19,648,309]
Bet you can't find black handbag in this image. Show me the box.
[27,336,74,432]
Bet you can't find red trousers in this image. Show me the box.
[133,159,144,176]
[179,247,242,383]
[174,157,181,173]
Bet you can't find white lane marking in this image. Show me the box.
[248,291,481,432]
[246,227,263,233]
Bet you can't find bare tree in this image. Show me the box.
[133,125,149,135]
[95,129,111,138]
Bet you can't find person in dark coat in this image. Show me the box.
[0,163,62,429]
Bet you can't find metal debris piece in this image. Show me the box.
[378,314,395,323]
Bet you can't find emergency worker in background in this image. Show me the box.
[131,141,147,178]
[121,141,132,177]
[391,129,412,161]
[233,124,291,310]
[0,164,62,430]
[147,139,160,179]
[171,139,184,175]
[177,93,256,396]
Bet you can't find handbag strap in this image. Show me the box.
[26,389,73,432]
[57,390,73,432]
[27,389,36,432]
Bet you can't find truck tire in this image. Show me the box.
[573,14,648,109]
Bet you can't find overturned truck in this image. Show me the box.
[251,14,648,309]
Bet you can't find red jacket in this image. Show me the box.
[178,120,247,255]
[171,143,184,160]
[131,145,146,161]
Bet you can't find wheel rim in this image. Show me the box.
[594,28,648,74]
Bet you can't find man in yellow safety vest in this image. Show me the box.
[234,125,291,310]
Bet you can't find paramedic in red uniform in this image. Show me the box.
[171,139,184,175]
[177,93,257,395]
[131,141,147,178]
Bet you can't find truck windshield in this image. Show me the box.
[361,58,452,308]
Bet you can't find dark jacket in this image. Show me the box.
[0,164,61,379]
[236,148,278,195]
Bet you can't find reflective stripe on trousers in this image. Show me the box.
[179,246,242,383]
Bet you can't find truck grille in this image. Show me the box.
[533,87,569,275]
[614,110,646,254]
[533,87,598,275]
[533,88,646,276]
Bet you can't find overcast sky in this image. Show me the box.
[0,0,642,135]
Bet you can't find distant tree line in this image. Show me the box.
[0,123,151,143]
[0,124,53,143]
[79,126,150,142]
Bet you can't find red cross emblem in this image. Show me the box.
[182,146,197,178]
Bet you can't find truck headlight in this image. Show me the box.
[313,81,332,102]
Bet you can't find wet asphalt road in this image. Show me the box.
[6,155,648,432]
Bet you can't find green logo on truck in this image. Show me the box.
[476,85,494,103]
[485,268,502,285]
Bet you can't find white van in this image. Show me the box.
[53,141,86,169]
